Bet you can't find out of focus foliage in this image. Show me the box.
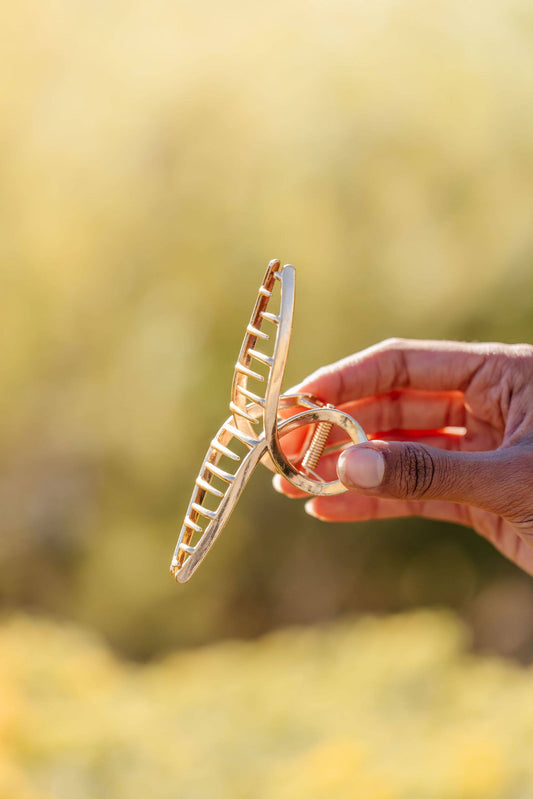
[2,0,533,657]
[1,610,533,799]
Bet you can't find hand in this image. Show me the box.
[274,339,533,575]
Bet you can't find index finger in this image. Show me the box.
[296,338,491,406]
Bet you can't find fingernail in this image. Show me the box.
[337,447,385,489]
[272,474,284,494]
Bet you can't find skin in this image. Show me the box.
[274,338,533,575]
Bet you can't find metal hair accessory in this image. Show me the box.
[170,260,367,583]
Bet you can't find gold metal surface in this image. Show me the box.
[301,413,334,474]
[170,260,367,583]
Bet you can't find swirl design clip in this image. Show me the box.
[170,260,367,583]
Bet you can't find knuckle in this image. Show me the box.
[392,444,437,499]
[509,343,533,359]
[381,336,407,351]
[503,345,533,387]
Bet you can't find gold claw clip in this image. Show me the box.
[170,260,367,583]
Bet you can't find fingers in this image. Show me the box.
[336,440,533,521]
[273,430,466,499]
[304,492,471,526]
[295,339,492,407]
[324,391,465,447]
[280,389,466,460]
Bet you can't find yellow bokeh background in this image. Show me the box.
[1,611,533,798]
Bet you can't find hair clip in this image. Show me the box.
[170,260,367,583]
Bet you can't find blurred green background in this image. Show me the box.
[3,0,533,661]
[4,0,533,795]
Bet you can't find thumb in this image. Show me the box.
[336,440,529,518]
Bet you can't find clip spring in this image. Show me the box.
[170,260,367,583]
